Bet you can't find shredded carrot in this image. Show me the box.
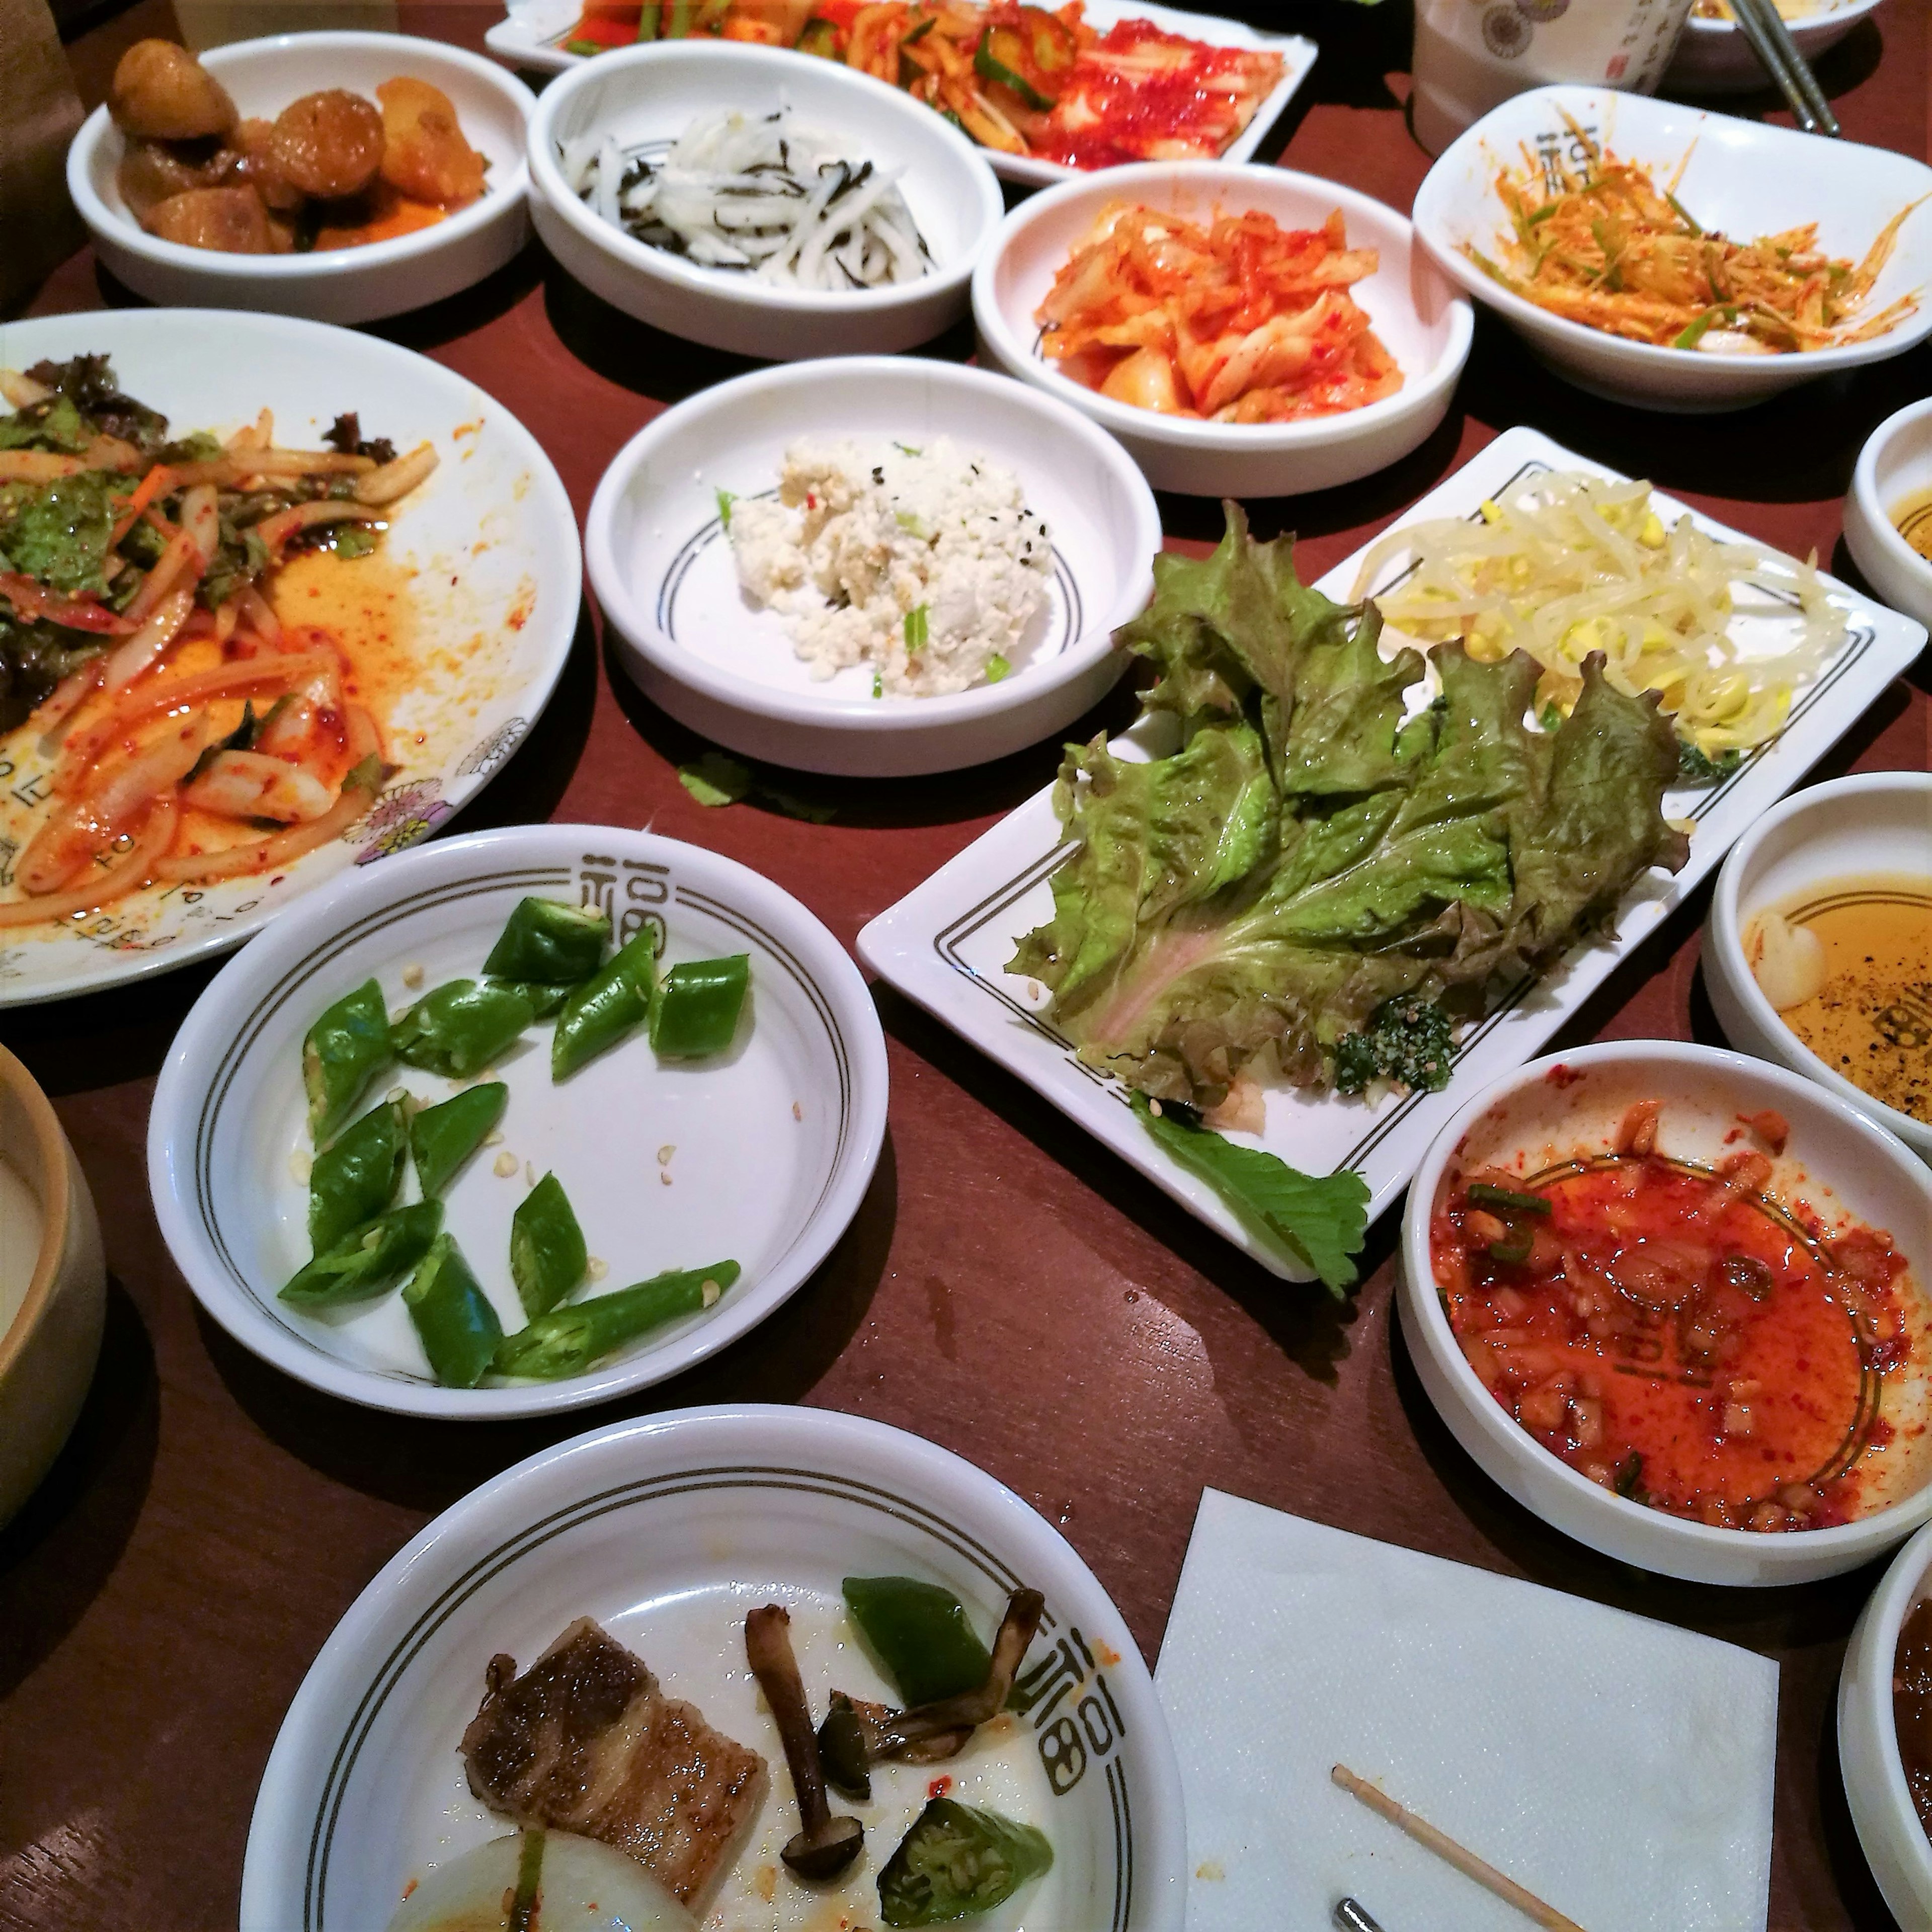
[110,463,174,544]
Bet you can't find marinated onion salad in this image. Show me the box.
[563,103,934,291]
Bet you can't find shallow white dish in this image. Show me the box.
[973,162,1473,499]
[856,424,1927,1279]
[488,0,1316,189]
[1667,0,1884,93]
[525,40,1001,360]
[0,308,579,1010]
[67,32,534,326]
[1399,1040,1932,1587]
[1840,1517,1932,1928]
[147,825,889,1419]
[587,357,1160,777]
[1704,771,1932,1165]
[1846,396,1932,629]
[1414,86,1932,413]
[241,1403,1186,1931]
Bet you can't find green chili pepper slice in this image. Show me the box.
[843,1576,992,1709]
[796,16,839,56]
[649,953,749,1059]
[819,1693,873,1801]
[493,1259,739,1380]
[303,979,391,1145]
[877,1799,1054,1927]
[1464,1182,1551,1218]
[484,980,574,1019]
[552,929,658,1080]
[403,1233,504,1388]
[482,896,610,989]
[1487,1227,1535,1266]
[280,1199,442,1306]
[634,1,661,41]
[390,980,535,1079]
[410,1082,507,1198]
[511,1171,588,1318]
[308,1098,406,1255]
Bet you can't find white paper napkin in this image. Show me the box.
[1155,1490,1778,1932]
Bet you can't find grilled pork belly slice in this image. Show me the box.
[459,1617,766,1905]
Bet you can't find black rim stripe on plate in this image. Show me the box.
[301,1464,1134,1931]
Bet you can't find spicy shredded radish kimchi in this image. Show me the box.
[1035,203,1404,424]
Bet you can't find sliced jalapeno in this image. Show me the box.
[511,1171,588,1318]
[493,1259,738,1380]
[843,1576,992,1708]
[303,979,391,1145]
[484,979,575,1020]
[279,1199,442,1307]
[649,953,749,1059]
[390,980,535,1078]
[410,1082,507,1197]
[482,896,610,989]
[877,1798,1054,1926]
[402,1233,504,1388]
[551,930,657,1080]
[308,1098,406,1255]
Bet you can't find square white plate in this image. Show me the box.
[485,0,1317,188]
[856,424,1928,1279]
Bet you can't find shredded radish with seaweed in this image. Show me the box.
[563,102,933,292]
[1352,470,1845,757]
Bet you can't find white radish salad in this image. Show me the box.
[562,102,935,292]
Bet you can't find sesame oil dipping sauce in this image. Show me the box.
[0,1155,44,1342]
[1747,874,1932,1127]
[1432,1110,1927,1534]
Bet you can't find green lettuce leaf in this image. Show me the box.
[1010,502,1689,1110]
[0,473,116,596]
[1134,1095,1369,1294]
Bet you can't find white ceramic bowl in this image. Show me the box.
[587,357,1160,777]
[0,1042,104,1529]
[973,163,1472,499]
[242,1403,1187,1931]
[1668,0,1884,93]
[1846,397,1932,629]
[526,40,1002,360]
[1839,1517,1932,1928]
[1414,86,1932,413]
[147,824,888,1420]
[1399,1040,1932,1586]
[1704,771,1932,1165]
[67,32,533,326]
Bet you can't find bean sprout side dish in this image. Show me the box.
[0,355,437,930]
[564,103,934,290]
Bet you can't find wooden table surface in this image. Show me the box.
[4,3,1928,1925]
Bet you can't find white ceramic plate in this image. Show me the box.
[586,357,1160,777]
[68,33,534,326]
[1413,86,1932,413]
[240,1404,1186,1931]
[1840,1517,1932,1928]
[0,309,579,1010]
[1398,1040,1932,1587]
[1846,395,1932,630]
[526,41,1002,360]
[856,424,1928,1280]
[1704,771,1932,1164]
[1667,0,1884,93]
[973,161,1473,498]
[146,825,888,1419]
[488,0,1316,187]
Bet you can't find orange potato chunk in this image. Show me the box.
[271,91,384,201]
[144,185,273,254]
[375,77,486,208]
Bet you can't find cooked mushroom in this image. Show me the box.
[116,136,239,223]
[109,40,237,142]
[270,90,384,201]
[817,1586,1045,1798]
[743,1604,864,1882]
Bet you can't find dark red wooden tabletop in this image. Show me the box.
[3,3,1927,1924]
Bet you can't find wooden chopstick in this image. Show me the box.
[1729,0,1841,137]
[1331,1764,1589,1932]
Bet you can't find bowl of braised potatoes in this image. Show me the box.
[67,32,534,325]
